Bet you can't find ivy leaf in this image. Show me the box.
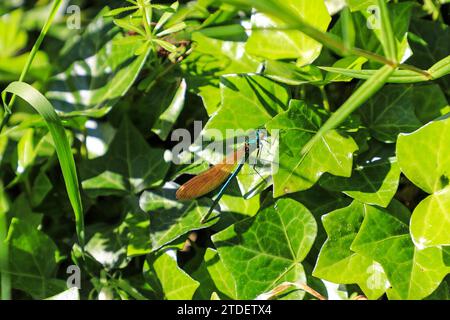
[5,218,66,299]
[46,10,150,117]
[263,60,323,86]
[182,32,260,114]
[334,3,413,63]
[266,100,358,197]
[324,56,368,83]
[131,77,187,141]
[359,84,449,143]
[85,225,128,270]
[204,74,290,138]
[143,249,200,300]
[212,179,261,231]
[245,0,331,65]
[81,118,170,197]
[407,19,450,95]
[291,186,352,251]
[212,198,317,299]
[30,170,53,207]
[117,196,152,257]
[320,141,401,207]
[140,183,217,252]
[397,115,450,247]
[351,204,450,300]
[191,248,238,300]
[313,201,389,300]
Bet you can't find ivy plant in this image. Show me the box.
[0,0,449,300]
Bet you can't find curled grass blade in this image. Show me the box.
[1,82,85,248]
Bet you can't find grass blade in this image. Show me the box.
[1,82,85,248]
[376,0,397,62]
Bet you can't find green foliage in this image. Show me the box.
[0,0,449,301]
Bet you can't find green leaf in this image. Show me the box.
[5,218,66,299]
[140,184,217,252]
[46,11,150,117]
[30,170,52,207]
[313,201,388,300]
[324,56,368,83]
[156,22,187,37]
[103,6,139,18]
[320,141,401,207]
[266,100,358,197]
[212,198,317,299]
[407,19,450,95]
[397,115,450,247]
[0,9,27,58]
[143,249,200,300]
[8,194,42,229]
[182,33,260,114]
[351,204,450,300]
[131,78,187,141]
[85,226,128,270]
[359,84,449,143]
[153,39,177,53]
[204,74,289,138]
[263,60,323,86]
[16,128,36,174]
[118,196,152,257]
[113,17,146,37]
[191,248,238,300]
[151,76,186,137]
[0,51,50,82]
[81,117,170,197]
[245,0,331,65]
[334,2,413,63]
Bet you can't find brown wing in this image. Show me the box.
[176,147,246,200]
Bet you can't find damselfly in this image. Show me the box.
[176,130,264,223]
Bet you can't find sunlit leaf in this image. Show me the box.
[213,198,317,299]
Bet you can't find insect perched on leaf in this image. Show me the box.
[176,130,264,223]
